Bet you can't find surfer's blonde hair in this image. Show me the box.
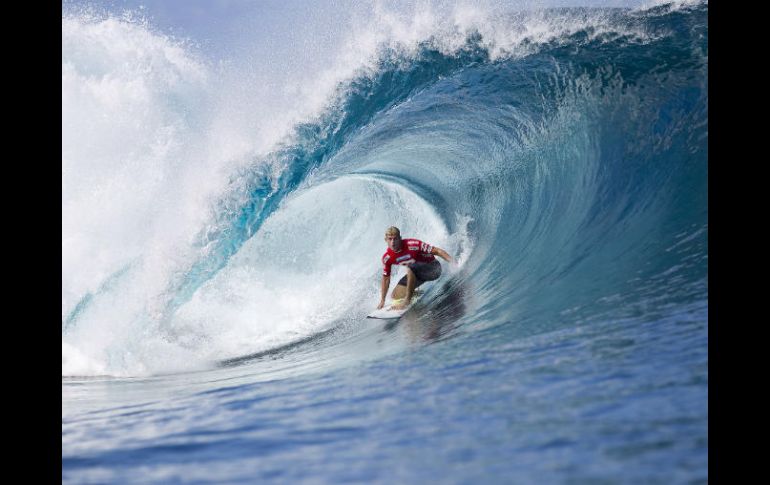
[385,226,401,238]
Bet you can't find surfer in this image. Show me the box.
[378,226,453,310]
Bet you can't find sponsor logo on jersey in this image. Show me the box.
[382,254,391,264]
[396,254,412,262]
[408,246,419,251]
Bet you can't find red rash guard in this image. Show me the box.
[382,239,435,276]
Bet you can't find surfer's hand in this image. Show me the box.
[377,300,385,309]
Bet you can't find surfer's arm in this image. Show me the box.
[378,275,391,309]
[431,246,453,263]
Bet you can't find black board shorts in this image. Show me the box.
[397,260,442,287]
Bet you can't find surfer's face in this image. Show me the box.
[385,234,402,251]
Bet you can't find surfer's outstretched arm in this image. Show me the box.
[378,275,391,309]
[431,246,453,263]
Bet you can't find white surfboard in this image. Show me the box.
[366,305,410,319]
[366,291,422,319]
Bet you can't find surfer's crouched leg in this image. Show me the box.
[392,267,416,300]
[392,261,441,301]
[395,261,441,288]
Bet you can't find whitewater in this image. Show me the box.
[62,1,708,482]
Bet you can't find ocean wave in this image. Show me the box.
[62,2,707,377]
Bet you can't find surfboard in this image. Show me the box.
[366,305,410,319]
[366,291,421,320]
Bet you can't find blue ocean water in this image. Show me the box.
[62,1,707,483]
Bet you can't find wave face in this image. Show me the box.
[63,2,707,481]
